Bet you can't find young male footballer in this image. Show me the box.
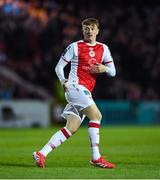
[33,18,116,169]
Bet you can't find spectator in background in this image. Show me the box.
[0,76,14,100]
[0,0,159,100]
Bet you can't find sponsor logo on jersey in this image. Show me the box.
[88,58,97,65]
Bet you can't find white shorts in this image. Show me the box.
[61,82,95,122]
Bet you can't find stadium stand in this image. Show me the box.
[0,0,159,100]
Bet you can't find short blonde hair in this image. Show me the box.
[81,18,99,28]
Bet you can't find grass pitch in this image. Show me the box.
[0,126,160,179]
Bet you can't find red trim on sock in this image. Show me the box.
[88,122,100,128]
[61,128,70,139]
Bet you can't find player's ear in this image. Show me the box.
[82,26,85,35]
[82,30,85,36]
[97,28,99,35]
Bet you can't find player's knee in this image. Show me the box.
[93,111,102,121]
[97,112,102,121]
[68,126,79,134]
[66,115,81,134]
[66,125,79,134]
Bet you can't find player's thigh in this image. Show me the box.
[66,114,81,134]
[82,104,102,121]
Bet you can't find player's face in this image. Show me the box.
[82,24,99,43]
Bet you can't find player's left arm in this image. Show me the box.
[90,45,116,76]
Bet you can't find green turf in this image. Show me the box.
[0,126,160,179]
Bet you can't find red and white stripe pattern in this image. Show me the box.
[49,127,72,148]
[61,127,71,139]
[88,121,100,128]
[55,40,115,93]
[40,127,72,157]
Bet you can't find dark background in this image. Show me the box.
[0,0,160,101]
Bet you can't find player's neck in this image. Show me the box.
[84,39,97,46]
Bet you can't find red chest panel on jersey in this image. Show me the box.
[77,42,104,92]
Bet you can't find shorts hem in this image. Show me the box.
[61,111,82,122]
[67,101,95,111]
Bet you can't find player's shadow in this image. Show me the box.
[0,162,35,168]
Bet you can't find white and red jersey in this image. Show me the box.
[55,40,116,93]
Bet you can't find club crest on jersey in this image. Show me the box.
[89,50,95,57]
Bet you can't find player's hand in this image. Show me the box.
[90,63,107,74]
[61,79,68,92]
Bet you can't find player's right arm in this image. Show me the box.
[55,58,68,91]
[55,43,74,91]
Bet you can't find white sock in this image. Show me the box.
[88,120,101,160]
[40,127,72,157]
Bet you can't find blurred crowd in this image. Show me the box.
[0,0,160,101]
